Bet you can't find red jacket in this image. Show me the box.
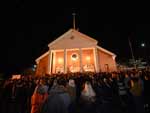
[31,93,48,113]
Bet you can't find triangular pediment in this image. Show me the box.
[48,29,98,49]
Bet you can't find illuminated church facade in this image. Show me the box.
[35,29,117,76]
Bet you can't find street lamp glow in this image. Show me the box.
[33,65,37,68]
[141,43,145,47]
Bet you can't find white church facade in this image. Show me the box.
[35,29,117,76]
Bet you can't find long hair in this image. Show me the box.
[82,81,96,97]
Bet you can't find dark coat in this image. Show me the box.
[41,86,71,113]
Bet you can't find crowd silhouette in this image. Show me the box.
[0,68,150,113]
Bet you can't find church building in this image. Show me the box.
[35,29,117,76]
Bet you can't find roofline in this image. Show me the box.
[35,51,49,63]
[48,29,73,47]
[73,29,98,43]
[96,46,116,56]
[48,29,98,47]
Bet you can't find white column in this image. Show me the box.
[64,49,67,73]
[93,47,99,73]
[79,48,83,72]
[48,49,52,75]
[52,51,56,74]
[95,47,100,72]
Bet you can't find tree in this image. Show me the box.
[22,68,35,76]
[0,73,4,79]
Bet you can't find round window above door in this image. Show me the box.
[71,53,78,61]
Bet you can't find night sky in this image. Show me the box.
[1,5,150,76]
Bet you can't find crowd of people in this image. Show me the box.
[0,68,150,113]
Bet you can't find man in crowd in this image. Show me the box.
[41,77,71,113]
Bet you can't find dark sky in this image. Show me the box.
[1,4,150,76]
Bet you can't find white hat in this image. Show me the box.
[69,79,75,87]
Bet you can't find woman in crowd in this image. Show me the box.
[80,81,96,113]
[117,74,128,111]
[31,79,48,113]
[66,79,76,113]
[130,73,144,113]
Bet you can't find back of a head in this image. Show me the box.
[57,77,67,87]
